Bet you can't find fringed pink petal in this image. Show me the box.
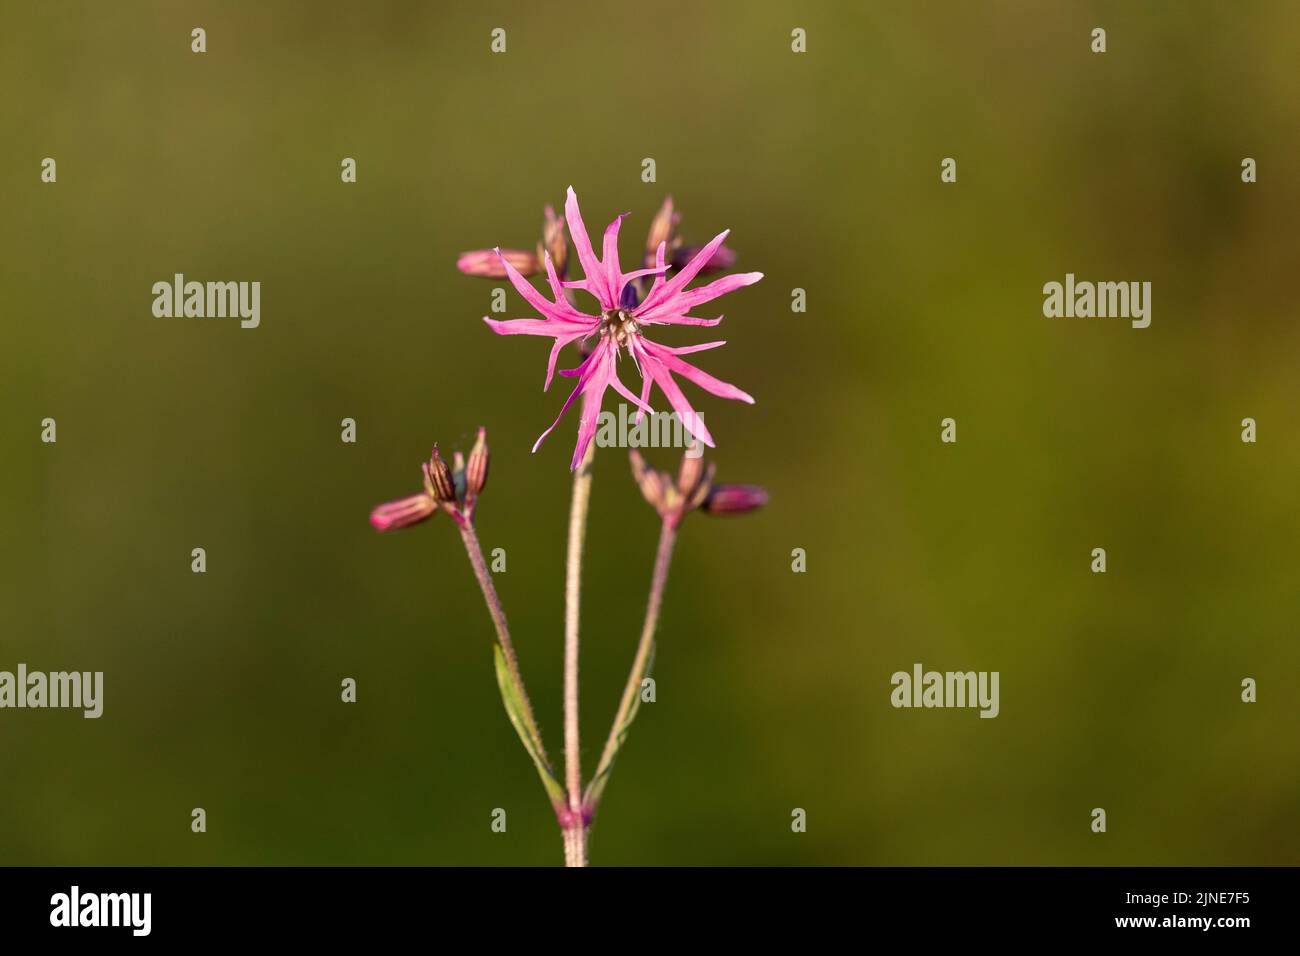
[531,342,611,455]
[645,342,755,405]
[637,271,762,321]
[637,313,725,328]
[639,347,715,448]
[647,242,669,298]
[602,214,626,305]
[543,253,593,324]
[564,187,615,309]
[484,317,574,336]
[610,371,655,416]
[497,249,582,324]
[543,330,588,390]
[636,229,730,314]
[661,340,727,355]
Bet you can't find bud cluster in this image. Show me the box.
[370,428,491,531]
[629,446,766,528]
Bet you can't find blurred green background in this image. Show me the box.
[2,1,1297,866]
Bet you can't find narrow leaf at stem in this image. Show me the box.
[493,644,566,808]
[456,520,562,808]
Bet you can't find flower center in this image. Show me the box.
[598,309,640,348]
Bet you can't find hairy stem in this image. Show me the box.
[458,518,547,763]
[586,516,678,814]
[562,444,595,866]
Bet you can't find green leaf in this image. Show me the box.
[584,642,656,810]
[492,643,566,808]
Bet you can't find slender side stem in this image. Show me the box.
[562,443,595,866]
[457,518,547,761]
[587,516,678,814]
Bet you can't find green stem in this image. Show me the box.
[457,519,552,773]
[585,515,678,814]
[562,444,595,866]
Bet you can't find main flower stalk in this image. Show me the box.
[561,441,595,865]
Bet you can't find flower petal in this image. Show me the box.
[647,241,669,298]
[564,187,615,309]
[532,341,612,457]
[603,214,626,303]
[661,340,726,355]
[543,332,587,390]
[636,229,730,315]
[571,377,612,470]
[639,313,725,328]
[610,370,655,416]
[483,317,571,336]
[497,248,581,324]
[636,342,715,448]
[637,271,762,321]
[643,339,755,404]
[542,253,592,324]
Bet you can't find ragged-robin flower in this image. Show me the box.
[484,187,762,469]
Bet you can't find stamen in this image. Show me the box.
[599,309,640,350]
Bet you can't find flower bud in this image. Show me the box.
[673,243,737,274]
[466,427,490,497]
[646,197,679,258]
[542,205,567,276]
[629,450,667,512]
[457,248,540,278]
[703,484,768,516]
[676,443,714,508]
[369,493,437,532]
[426,445,457,502]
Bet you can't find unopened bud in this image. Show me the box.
[676,444,712,506]
[542,205,567,276]
[646,197,679,258]
[629,450,667,512]
[703,484,768,516]
[426,446,457,502]
[466,427,490,497]
[673,243,737,274]
[370,493,437,532]
[457,248,540,278]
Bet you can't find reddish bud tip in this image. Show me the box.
[673,243,737,274]
[703,484,768,516]
[369,493,437,532]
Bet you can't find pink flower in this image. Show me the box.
[484,187,762,469]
